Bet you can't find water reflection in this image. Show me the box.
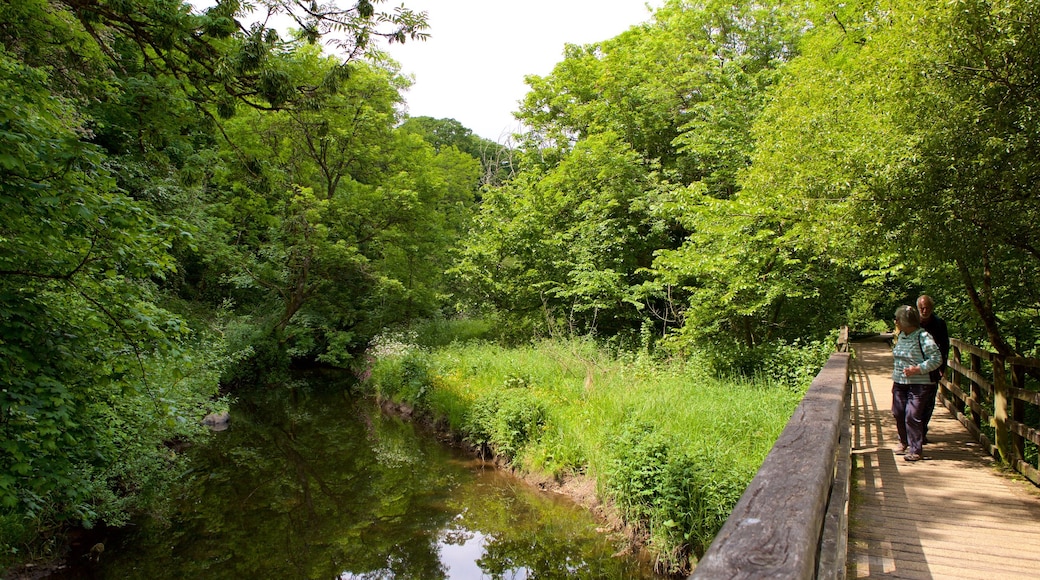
[341,528,530,580]
[79,375,661,579]
[439,529,519,580]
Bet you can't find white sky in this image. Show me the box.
[382,1,661,141]
[190,1,661,141]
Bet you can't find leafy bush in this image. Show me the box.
[654,450,747,561]
[605,421,671,522]
[409,316,495,348]
[220,320,290,388]
[368,348,434,405]
[0,338,228,567]
[762,339,834,389]
[604,421,746,571]
[685,337,833,391]
[464,378,547,460]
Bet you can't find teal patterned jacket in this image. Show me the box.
[891,328,942,385]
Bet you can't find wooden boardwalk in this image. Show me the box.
[847,338,1040,579]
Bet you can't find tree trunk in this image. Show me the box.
[957,254,1014,356]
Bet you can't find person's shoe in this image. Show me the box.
[904,453,921,462]
[894,445,907,455]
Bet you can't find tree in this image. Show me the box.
[0,46,219,537]
[399,116,515,186]
[744,0,1040,355]
[52,0,428,115]
[454,132,668,337]
[674,0,918,350]
[629,1,829,350]
[516,0,804,188]
[884,0,1040,355]
[195,52,480,370]
[0,0,433,555]
[477,0,810,344]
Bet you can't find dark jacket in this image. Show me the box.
[920,314,950,373]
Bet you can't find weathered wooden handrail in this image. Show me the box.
[943,338,1040,485]
[689,347,852,579]
[689,333,1039,579]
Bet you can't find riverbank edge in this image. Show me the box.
[376,397,675,575]
[1,397,669,579]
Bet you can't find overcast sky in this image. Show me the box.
[191,1,661,141]
[382,1,661,141]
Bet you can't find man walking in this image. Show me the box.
[917,295,949,444]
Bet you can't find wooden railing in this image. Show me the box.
[687,333,1040,579]
[942,338,1040,485]
[688,340,852,579]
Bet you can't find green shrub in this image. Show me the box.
[220,322,290,388]
[0,513,31,566]
[654,449,746,560]
[464,377,547,460]
[685,337,832,391]
[369,348,434,405]
[0,336,228,568]
[605,421,670,522]
[763,339,834,389]
[410,316,494,348]
[604,421,748,571]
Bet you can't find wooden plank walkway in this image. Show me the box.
[847,337,1040,579]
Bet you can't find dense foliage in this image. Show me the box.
[455,0,1040,360]
[4,0,1040,572]
[752,0,1040,356]
[0,0,450,563]
[453,0,854,352]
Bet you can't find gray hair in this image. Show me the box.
[895,305,920,328]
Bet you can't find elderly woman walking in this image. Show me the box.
[891,305,943,461]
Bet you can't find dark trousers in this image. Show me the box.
[921,383,938,441]
[892,383,929,454]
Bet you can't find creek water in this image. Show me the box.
[64,373,664,579]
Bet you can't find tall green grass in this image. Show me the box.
[366,331,827,574]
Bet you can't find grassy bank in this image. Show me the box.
[365,333,829,574]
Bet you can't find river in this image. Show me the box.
[56,372,664,579]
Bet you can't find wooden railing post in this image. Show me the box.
[950,343,966,417]
[992,356,1011,463]
[817,381,852,579]
[969,351,983,433]
[1010,363,1027,465]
